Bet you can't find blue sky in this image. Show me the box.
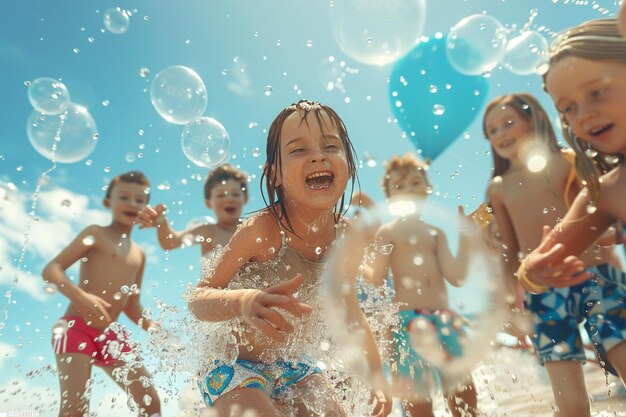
[0,0,621,414]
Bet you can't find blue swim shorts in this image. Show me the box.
[392,309,467,381]
[197,357,321,406]
[525,263,626,365]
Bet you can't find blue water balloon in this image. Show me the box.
[388,36,489,161]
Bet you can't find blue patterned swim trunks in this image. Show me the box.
[197,357,321,406]
[525,263,626,365]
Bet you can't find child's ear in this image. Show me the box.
[205,198,212,210]
[103,198,110,208]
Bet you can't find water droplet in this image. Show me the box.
[139,67,150,78]
[102,100,110,107]
[61,199,71,207]
[315,247,322,255]
[125,152,136,163]
[306,40,313,47]
[121,285,130,294]
[584,148,598,158]
[429,85,437,93]
[586,204,597,214]
[433,104,445,116]
[252,147,261,157]
[44,283,57,294]
[264,85,273,96]
[256,237,262,243]
[113,292,122,301]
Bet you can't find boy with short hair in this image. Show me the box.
[372,153,478,417]
[42,170,161,417]
[138,164,248,259]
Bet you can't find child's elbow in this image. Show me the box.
[41,263,57,282]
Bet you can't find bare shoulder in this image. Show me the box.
[486,178,503,202]
[598,166,625,218]
[232,211,282,254]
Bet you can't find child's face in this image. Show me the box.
[386,169,429,199]
[546,56,626,156]
[484,105,533,160]
[105,182,149,227]
[206,179,247,224]
[276,110,349,210]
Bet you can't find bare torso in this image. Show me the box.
[497,154,607,265]
[384,216,450,311]
[65,226,144,329]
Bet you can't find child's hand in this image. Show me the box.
[137,204,166,229]
[241,274,313,342]
[75,291,112,325]
[522,226,593,291]
[370,388,392,416]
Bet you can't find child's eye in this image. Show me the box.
[290,148,305,154]
[591,87,607,98]
[325,144,338,150]
[560,104,575,114]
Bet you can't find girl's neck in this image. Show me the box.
[282,205,336,243]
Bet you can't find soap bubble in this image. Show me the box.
[181,117,230,168]
[329,0,426,66]
[27,103,99,163]
[28,77,70,115]
[501,31,549,75]
[151,66,208,125]
[323,197,505,401]
[446,14,508,75]
[104,7,130,35]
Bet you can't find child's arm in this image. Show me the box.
[188,214,311,341]
[138,204,206,250]
[520,186,614,290]
[123,251,156,331]
[488,185,523,302]
[42,226,112,322]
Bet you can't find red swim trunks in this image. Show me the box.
[51,316,132,366]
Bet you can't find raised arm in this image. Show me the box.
[138,203,206,251]
[42,225,112,323]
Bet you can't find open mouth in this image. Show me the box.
[123,211,138,218]
[500,139,515,149]
[589,124,613,137]
[224,207,237,215]
[305,171,334,190]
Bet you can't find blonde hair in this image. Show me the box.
[382,153,430,197]
[543,18,625,204]
[482,93,561,178]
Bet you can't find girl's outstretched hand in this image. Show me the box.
[240,273,313,342]
[370,388,392,417]
[521,226,593,292]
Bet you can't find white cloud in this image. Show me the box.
[0,341,16,369]
[227,61,253,97]
[0,185,109,301]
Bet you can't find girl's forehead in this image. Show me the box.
[282,109,337,134]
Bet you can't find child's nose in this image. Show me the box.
[310,147,326,162]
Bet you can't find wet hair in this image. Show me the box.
[260,99,358,233]
[543,18,624,205]
[105,171,150,203]
[204,163,248,200]
[483,93,561,178]
[382,152,430,197]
